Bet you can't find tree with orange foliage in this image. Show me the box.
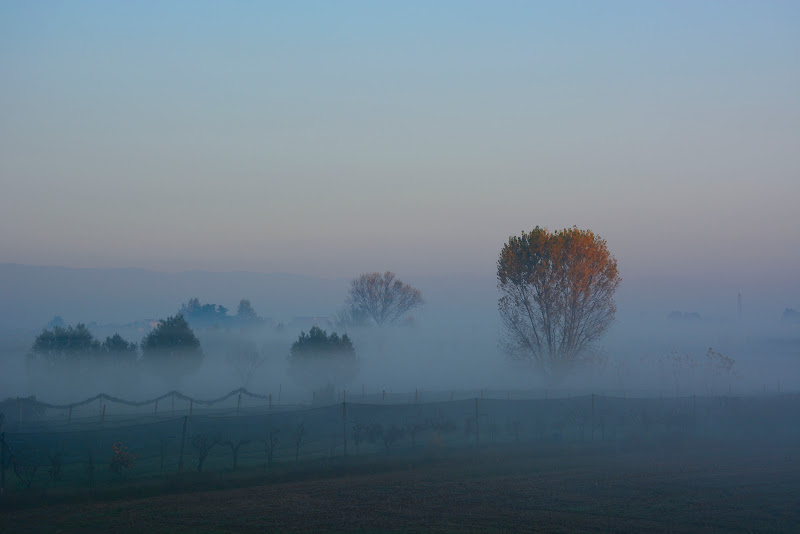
[497,227,621,379]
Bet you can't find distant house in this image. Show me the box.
[667,311,702,323]
[781,308,800,327]
[255,317,275,328]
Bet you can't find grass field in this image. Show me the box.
[2,435,797,533]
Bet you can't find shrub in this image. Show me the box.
[109,441,137,475]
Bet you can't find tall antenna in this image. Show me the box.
[737,291,742,321]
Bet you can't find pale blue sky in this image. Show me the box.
[1,1,798,284]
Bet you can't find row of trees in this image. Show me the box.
[30,324,137,362]
[27,314,357,392]
[27,226,623,386]
[27,315,204,379]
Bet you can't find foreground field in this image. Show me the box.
[2,438,797,533]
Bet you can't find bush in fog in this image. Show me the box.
[108,441,137,475]
[29,323,101,362]
[28,323,137,369]
[101,333,138,363]
[497,227,621,381]
[141,314,203,383]
[180,297,232,328]
[346,271,424,326]
[288,326,357,393]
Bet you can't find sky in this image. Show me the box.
[1,1,798,286]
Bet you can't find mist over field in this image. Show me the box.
[1,262,798,405]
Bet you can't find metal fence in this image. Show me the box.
[1,389,798,497]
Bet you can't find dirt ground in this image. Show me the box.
[1,440,798,533]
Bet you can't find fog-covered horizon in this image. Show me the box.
[1,261,797,329]
[1,261,798,405]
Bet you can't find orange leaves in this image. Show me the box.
[109,441,137,474]
[498,226,619,297]
[497,226,621,377]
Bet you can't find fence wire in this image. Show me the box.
[1,391,798,497]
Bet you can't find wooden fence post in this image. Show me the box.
[342,390,347,457]
[101,404,106,425]
[1,432,7,496]
[178,416,188,474]
[475,397,480,448]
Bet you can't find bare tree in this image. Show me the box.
[222,439,250,471]
[263,429,279,470]
[497,227,621,380]
[346,271,424,326]
[191,434,219,472]
[293,423,305,462]
[332,305,371,331]
[225,339,266,389]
